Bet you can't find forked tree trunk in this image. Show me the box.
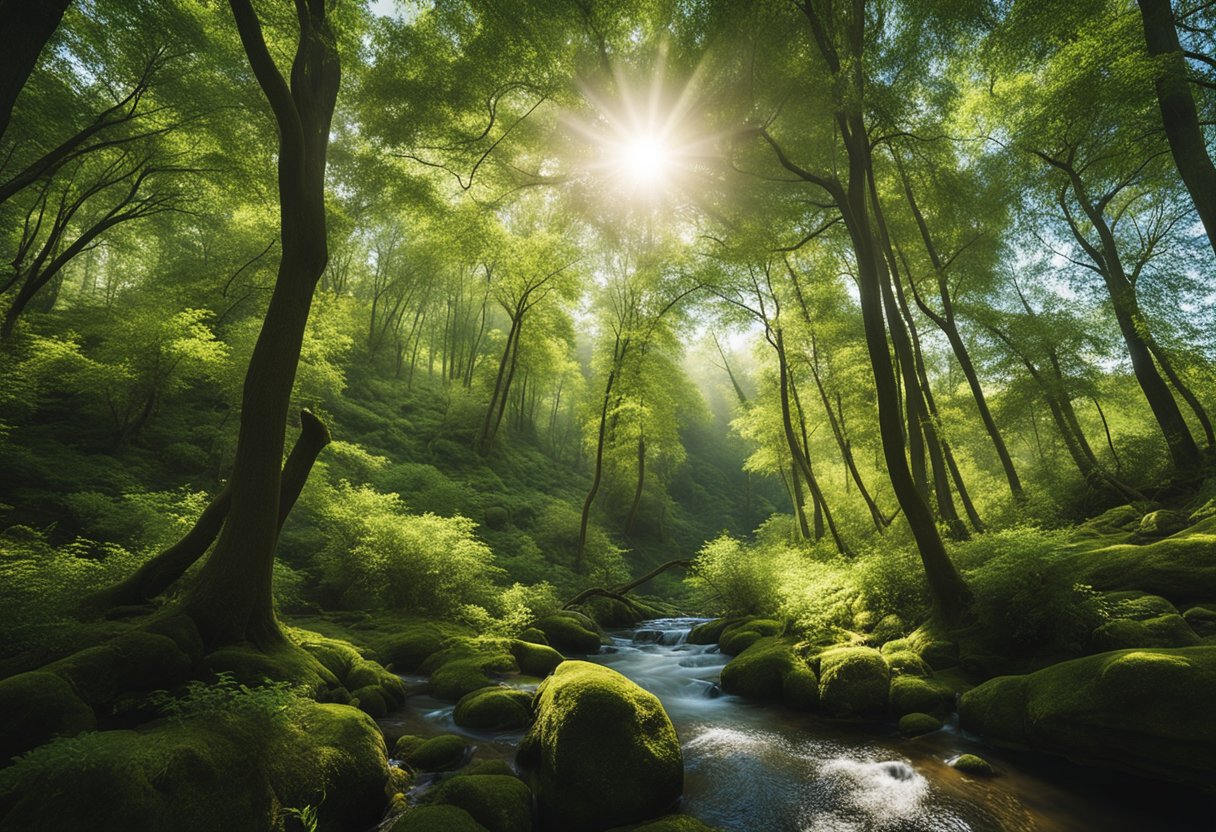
[81,410,330,616]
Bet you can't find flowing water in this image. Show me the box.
[387,617,1215,830]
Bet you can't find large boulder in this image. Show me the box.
[1062,517,1216,603]
[817,647,890,718]
[390,805,487,832]
[518,661,682,830]
[394,734,470,772]
[959,646,1216,783]
[0,701,389,832]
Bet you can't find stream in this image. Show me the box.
[383,618,1214,831]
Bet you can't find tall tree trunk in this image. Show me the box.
[788,460,812,539]
[1136,0,1216,259]
[0,0,72,140]
[1059,167,1200,472]
[841,126,970,620]
[625,432,645,535]
[1144,335,1216,452]
[894,161,1024,502]
[577,341,624,570]
[179,0,339,649]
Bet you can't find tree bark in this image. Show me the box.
[1136,0,1216,259]
[0,0,72,141]
[178,0,339,648]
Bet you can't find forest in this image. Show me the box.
[0,0,1214,829]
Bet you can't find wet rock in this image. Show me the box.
[396,734,470,772]
[718,619,783,656]
[429,774,533,832]
[898,712,942,736]
[454,686,535,731]
[959,646,1216,783]
[818,647,890,718]
[948,753,995,775]
[532,612,604,654]
[518,661,682,830]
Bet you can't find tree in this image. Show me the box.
[178,0,340,648]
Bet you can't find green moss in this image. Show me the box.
[205,641,341,696]
[401,734,470,772]
[0,671,95,764]
[1136,509,1189,538]
[390,804,488,832]
[889,675,956,718]
[898,712,942,736]
[0,701,388,832]
[422,639,520,702]
[718,619,783,656]
[719,637,815,710]
[519,661,682,830]
[959,646,1216,782]
[883,651,930,677]
[1182,605,1216,637]
[686,617,741,646]
[532,613,603,654]
[508,640,563,678]
[1090,614,1200,651]
[519,627,549,646]
[919,640,959,670]
[1063,517,1216,602]
[454,686,535,731]
[430,774,533,832]
[949,754,995,775]
[351,685,389,718]
[463,759,516,777]
[817,647,890,718]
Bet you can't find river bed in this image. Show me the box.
[384,617,1214,830]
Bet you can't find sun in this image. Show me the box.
[562,53,717,207]
[615,132,674,191]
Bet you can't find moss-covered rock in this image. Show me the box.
[390,804,488,832]
[1182,604,1216,637]
[454,687,535,732]
[919,640,959,671]
[686,617,740,646]
[422,640,519,702]
[0,701,388,832]
[1188,498,1216,525]
[883,651,931,677]
[1063,517,1216,602]
[518,661,682,830]
[519,627,549,646]
[718,619,783,656]
[949,754,995,775]
[817,647,890,718]
[898,712,942,736]
[205,641,341,697]
[869,614,905,645]
[398,734,470,772]
[430,774,532,832]
[531,613,603,655]
[508,640,563,678]
[1090,615,1199,651]
[888,675,956,718]
[959,646,1216,783]
[463,759,516,777]
[718,637,816,710]
[0,671,96,764]
[1137,509,1189,539]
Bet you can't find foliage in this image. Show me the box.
[315,481,502,615]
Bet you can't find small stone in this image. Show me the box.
[949,753,995,775]
[898,712,942,736]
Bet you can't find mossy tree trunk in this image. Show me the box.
[179,0,339,648]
